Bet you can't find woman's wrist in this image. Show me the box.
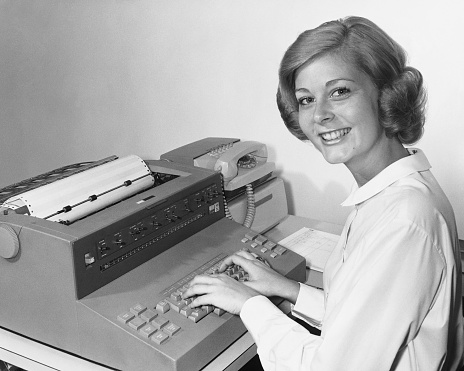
[275,277,300,304]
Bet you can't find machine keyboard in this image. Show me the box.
[117,231,288,345]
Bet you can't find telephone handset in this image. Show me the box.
[160,137,276,192]
[211,141,275,191]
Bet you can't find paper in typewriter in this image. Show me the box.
[278,227,339,272]
[2,155,154,223]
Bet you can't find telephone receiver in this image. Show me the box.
[212,141,275,191]
[160,138,276,192]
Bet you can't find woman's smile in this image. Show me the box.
[319,128,351,144]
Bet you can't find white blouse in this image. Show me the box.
[240,149,464,370]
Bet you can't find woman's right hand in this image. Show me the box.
[218,249,300,304]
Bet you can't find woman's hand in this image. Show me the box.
[217,249,300,302]
[182,249,300,315]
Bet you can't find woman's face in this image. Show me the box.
[295,54,385,171]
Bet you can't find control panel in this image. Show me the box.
[73,175,224,299]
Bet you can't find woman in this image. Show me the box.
[183,16,464,370]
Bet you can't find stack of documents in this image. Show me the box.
[279,227,339,272]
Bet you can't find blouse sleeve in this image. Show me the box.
[291,283,325,328]
[240,295,323,370]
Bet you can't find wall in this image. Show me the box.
[1,0,463,236]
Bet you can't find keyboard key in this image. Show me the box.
[130,303,147,316]
[213,307,226,316]
[152,316,169,329]
[202,305,214,314]
[254,235,268,245]
[188,307,208,323]
[273,246,287,255]
[117,312,135,324]
[128,317,146,331]
[184,297,194,305]
[165,297,187,312]
[264,241,277,250]
[140,324,157,338]
[140,309,158,322]
[163,322,181,336]
[170,291,182,301]
[245,231,258,240]
[156,300,170,314]
[151,330,169,345]
[180,305,193,317]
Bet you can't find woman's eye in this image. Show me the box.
[297,96,314,106]
[331,87,350,98]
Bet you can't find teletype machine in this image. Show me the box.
[0,144,305,371]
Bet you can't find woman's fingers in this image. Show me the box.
[183,274,217,299]
[182,273,258,315]
[219,249,269,272]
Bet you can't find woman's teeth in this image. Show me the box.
[320,128,351,141]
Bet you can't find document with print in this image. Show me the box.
[279,227,339,272]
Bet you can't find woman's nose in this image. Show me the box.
[313,99,334,124]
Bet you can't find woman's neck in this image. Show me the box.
[348,139,409,187]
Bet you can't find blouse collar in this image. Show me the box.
[341,148,431,207]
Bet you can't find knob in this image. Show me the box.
[0,223,20,259]
[84,253,95,266]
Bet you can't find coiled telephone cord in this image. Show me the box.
[242,184,255,229]
[221,176,256,229]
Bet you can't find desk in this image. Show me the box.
[0,216,338,371]
[0,327,258,371]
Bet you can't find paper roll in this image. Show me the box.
[2,155,154,223]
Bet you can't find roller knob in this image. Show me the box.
[0,223,20,259]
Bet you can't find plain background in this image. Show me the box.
[1,0,463,237]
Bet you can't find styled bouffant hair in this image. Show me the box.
[277,16,427,145]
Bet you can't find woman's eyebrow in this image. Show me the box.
[326,78,355,87]
[295,78,355,93]
[294,87,310,94]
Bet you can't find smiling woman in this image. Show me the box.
[183,15,464,371]
[278,17,427,148]
[278,18,427,186]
